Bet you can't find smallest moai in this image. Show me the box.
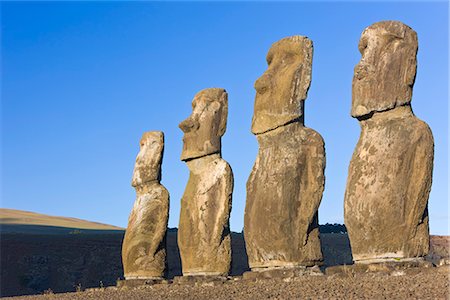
[177,88,233,277]
[122,131,169,279]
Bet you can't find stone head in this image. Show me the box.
[131,131,164,187]
[352,21,418,118]
[179,88,228,161]
[252,36,313,134]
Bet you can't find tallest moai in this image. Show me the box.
[244,36,326,270]
[345,21,434,263]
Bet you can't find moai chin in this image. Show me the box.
[344,21,434,263]
[178,88,233,276]
[244,36,326,270]
[122,131,169,279]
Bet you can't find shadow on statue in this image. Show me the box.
[1,224,353,297]
[167,225,352,278]
[166,229,251,278]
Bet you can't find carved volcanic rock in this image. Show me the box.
[178,154,233,276]
[345,106,433,261]
[345,21,434,262]
[179,88,228,161]
[122,132,169,279]
[351,21,418,118]
[245,36,325,269]
[178,88,233,276]
[245,122,325,268]
[251,36,312,135]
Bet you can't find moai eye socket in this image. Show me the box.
[358,37,368,54]
[266,52,274,65]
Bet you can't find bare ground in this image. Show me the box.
[2,212,448,299]
[7,266,450,300]
[2,231,449,298]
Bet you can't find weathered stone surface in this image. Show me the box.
[345,21,434,263]
[325,259,433,277]
[116,278,169,289]
[178,88,233,276]
[172,275,228,285]
[179,88,228,161]
[352,21,418,118]
[242,265,322,281]
[122,131,169,279]
[245,36,325,270]
[251,36,313,135]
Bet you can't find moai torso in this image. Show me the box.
[178,88,233,276]
[344,21,434,263]
[178,154,233,275]
[244,36,325,269]
[246,122,325,268]
[122,131,169,279]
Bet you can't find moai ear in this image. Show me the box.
[218,91,228,137]
[154,133,165,170]
[390,23,417,90]
[403,59,416,95]
[298,39,313,101]
[403,43,418,88]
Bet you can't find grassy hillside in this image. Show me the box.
[0,208,124,231]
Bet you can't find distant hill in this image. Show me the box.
[0,208,348,234]
[0,208,124,232]
[319,223,348,234]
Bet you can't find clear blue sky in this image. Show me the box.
[1,1,448,235]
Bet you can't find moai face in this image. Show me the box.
[352,21,418,118]
[251,36,313,134]
[179,88,228,161]
[131,131,164,187]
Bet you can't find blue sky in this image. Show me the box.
[1,1,448,235]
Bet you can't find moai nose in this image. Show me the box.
[179,117,197,133]
[254,72,272,94]
[354,63,369,80]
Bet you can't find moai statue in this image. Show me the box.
[344,21,434,263]
[244,36,326,270]
[122,131,169,279]
[178,88,233,276]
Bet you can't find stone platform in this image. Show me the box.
[116,278,169,288]
[325,259,434,276]
[173,275,232,286]
[243,265,323,280]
